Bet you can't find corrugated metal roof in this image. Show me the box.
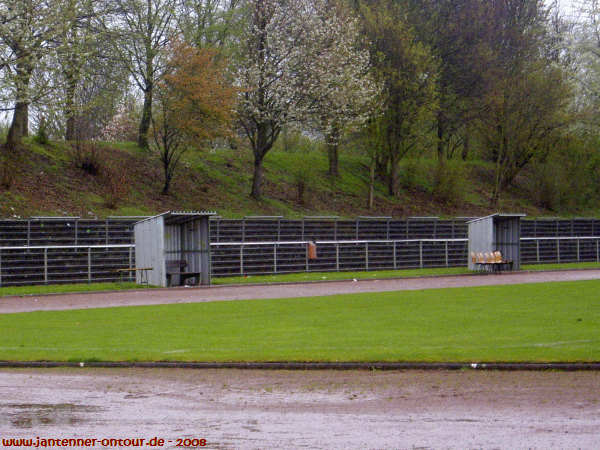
[357,216,392,220]
[467,213,526,224]
[302,216,340,220]
[30,216,81,220]
[243,216,284,220]
[135,211,217,225]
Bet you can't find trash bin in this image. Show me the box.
[307,241,317,260]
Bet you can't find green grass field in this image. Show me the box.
[0,280,598,363]
[522,262,600,271]
[212,267,472,285]
[213,263,600,285]
[0,282,152,298]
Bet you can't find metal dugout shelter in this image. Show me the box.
[134,211,216,287]
[468,213,525,270]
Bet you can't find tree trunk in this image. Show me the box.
[388,153,399,197]
[368,155,375,210]
[6,59,33,148]
[7,102,29,149]
[297,180,306,205]
[461,131,470,160]
[490,188,499,208]
[375,151,388,181]
[249,122,278,200]
[161,176,171,195]
[327,142,339,177]
[65,116,76,142]
[65,73,77,141]
[138,86,153,149]
[7,62,32,148]
[250,154,264,199]
[437,112,445,160]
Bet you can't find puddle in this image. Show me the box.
[0,369,599,449]
[0,403,102,429]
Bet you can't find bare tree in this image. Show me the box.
[104,0,177,149]
[176,0,242,50]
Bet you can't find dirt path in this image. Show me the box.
[1,269,600,314]
[1,368,599,449]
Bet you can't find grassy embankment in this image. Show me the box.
[0,280,598,362]
[0,137,572,219]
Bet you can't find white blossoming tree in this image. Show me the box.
[301,2,381,177]
[236,0,379,199]
[0,0,65,148]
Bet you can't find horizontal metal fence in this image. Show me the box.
[4,232,600,286]
[4,217,600,247]
[0,218,137,247]
[0,245,135,287]
[210,218,471,242]
[520,219,600,237]
[520,237,600,264]
[211,239,470,277]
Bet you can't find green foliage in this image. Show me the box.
[433,160,466,206]
[272,128,319,154]
[358,0,439,195]
[287,152,313,205]
[32,119,49,145]
[527,135,600,212]
[399,158,432,192]
[0,120,9,142]
[70,141,102,176]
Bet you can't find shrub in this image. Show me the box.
[400,158,431,192]
[432,159,466,206]
[102,165,128,209]
[71,141,102,176]
[100,106,139,142]
[33,118,49,145]
[528,161,562,211]
[0,145,25,190]
[288,153,313,205]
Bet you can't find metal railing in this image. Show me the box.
[212,236,600,277]
[209,217,470,242]
[0,217,137,248]
[2,237,600,287]
[0,244,135,287]
[520,237,600,264]
[210,239,470,277]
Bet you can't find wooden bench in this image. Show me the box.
[115,267,153,285]
[471,251,513,272]
[166,259,200,286]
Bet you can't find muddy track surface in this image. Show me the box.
[1,269,600,314]
[1,368,599,449]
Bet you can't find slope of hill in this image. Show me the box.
[0,138,590,219]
